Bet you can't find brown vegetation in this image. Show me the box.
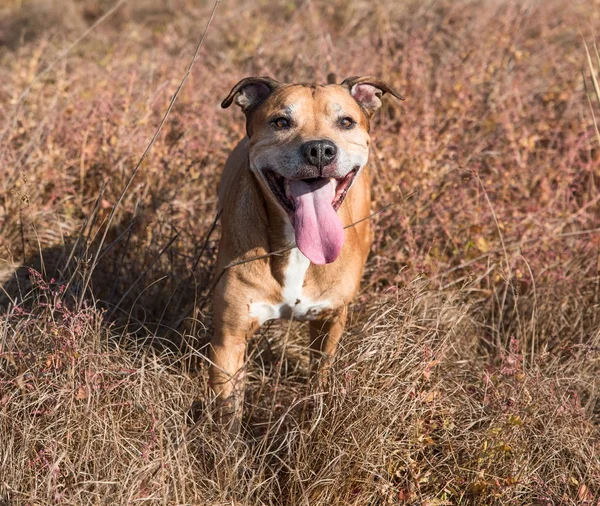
[1,0,600,504]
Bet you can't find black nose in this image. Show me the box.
[302,140,338,171]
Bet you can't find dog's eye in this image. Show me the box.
[271,117,291,129]
[338,117,356,129]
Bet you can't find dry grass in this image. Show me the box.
[1,0,600,504]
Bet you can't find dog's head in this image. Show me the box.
[222,76,402,265]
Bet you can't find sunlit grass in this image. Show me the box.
[1,0,599,504]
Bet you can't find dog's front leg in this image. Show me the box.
[208,306,259,431]
[308,304,348,386]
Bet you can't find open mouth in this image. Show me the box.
[261,167,360,265]
[263,167,359,215]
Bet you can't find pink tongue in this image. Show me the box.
[288,178,344,265]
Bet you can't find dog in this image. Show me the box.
[209,75,402,427]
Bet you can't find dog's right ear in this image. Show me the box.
[221,77,281,113]
[341,76,404,118]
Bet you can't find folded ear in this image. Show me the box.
[341,76,404,117]
[221,76,281,113]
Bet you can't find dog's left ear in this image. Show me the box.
[341,76,404,117]
[221,77,281,113]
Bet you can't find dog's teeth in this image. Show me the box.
[284,179,291,198]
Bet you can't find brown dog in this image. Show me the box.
[209,76,402,426]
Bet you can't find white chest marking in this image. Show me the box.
[249,247,332,325]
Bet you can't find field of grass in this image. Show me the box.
[1,0,600,504]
